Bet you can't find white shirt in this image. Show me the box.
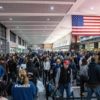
[43,61,51,71]
[0,97,8,100]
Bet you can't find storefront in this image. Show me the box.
[17,45,26,53]
[98,42,100,49]
[9,42,18,53]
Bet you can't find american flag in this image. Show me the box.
[72,15,100,36]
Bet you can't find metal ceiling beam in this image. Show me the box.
[1,21,59,23]
[0,13,65,16]
[11,29,54,30]
[7,25,57,26]
[0,0,75,5]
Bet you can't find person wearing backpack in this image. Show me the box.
[79,58,88,96]
[55,60,71,99]
[86,57,100,100]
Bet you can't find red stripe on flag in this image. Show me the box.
[73,30,100,34]
[72,32,100,35]
[84,21,100,24]
[72,34,100,36]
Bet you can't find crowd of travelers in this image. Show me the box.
[0,51,100,100]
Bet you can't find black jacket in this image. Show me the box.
[87,62,100,85]
[59,66,71,85]
[95,63,100,82]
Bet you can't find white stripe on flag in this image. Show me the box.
[84,23,100,25]
[84,16,100,20]
[84,20,100,23]
[72,29,100,31]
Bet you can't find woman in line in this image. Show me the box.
[12,69,36,100]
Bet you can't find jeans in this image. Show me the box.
[59,83,71,98]
[87,86,100,100]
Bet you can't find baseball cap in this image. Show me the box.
[63,60,70,65]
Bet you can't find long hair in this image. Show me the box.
[18,69,29,85]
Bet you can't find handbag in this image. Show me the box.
[51,88,62,98]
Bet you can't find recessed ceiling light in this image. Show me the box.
[50,6,54,10]
[9,18,13,21]
[0,6,3,9]
[47,18,50,21]
[90,7,94,10]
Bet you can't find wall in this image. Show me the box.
[43,44,53,51]
[53,33,71,51]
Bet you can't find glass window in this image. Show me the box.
[0,24,6,39]
[18,36,21,45]
[94,42,98,48]
[10,31,16,43]
[22,40,24,46]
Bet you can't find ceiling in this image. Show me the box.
[70,0,100,16]
[0,0,77,45]
[0,0,99,45]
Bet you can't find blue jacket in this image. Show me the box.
[12,81,36,100]
[0,65,5,77]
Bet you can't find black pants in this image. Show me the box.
[80,76,85,94]
[43,70,50,86]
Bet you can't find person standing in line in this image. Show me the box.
[43,56,51,86]
[12,69,36,100]
[86,57,100,100]
[55,60,71,99]
[79,58,88,96]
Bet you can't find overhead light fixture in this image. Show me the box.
[90,7,94,10]
[50,6,54,10]
[47,18,50,21]
[9,18,13,21]
[0,6,3,9]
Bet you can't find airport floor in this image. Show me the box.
[8,86,97,100]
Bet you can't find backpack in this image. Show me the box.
[79,65,89,82]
